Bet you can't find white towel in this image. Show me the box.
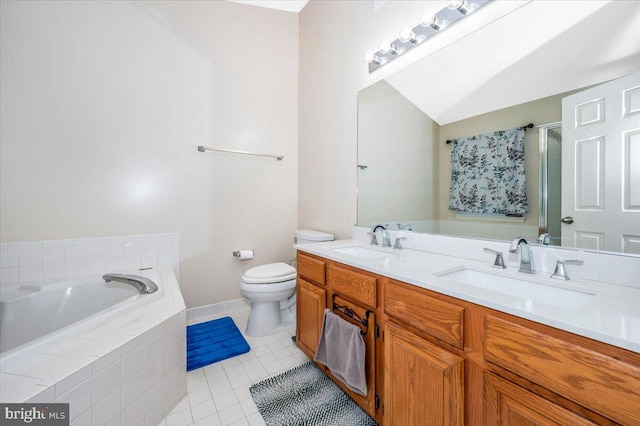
[314,309,367,396]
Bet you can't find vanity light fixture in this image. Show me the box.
[399,27,426,45]
[379,40,404,56]
[448,0,479,15]
[366,0,490,72]
[420,13,448,31]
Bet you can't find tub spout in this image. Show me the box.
[103,273,158,294]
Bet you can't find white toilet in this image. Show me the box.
[240,230,334,337]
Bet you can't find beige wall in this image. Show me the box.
[0,1,298,308]
[357,80,439,226]
[298,0,444,239]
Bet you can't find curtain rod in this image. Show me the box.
[446,123,534,145]
[197,146,283,161]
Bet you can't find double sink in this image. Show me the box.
[330,245,596,310]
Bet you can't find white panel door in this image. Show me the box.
[562,71,640,253]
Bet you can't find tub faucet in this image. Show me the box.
[103,273,158,294]
[509,238,536,274]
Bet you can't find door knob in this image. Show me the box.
[561,216,574,224]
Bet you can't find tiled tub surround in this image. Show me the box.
[0,233,180,287]
[295,227,640,353]
[0,267,187,426]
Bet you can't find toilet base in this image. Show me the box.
[245,301,282,337]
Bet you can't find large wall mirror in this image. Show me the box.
[357,1,640,255]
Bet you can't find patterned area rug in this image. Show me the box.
[186,317,250,371]
[250,361,378,426]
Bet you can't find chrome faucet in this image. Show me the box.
[509,238,536,274]
[397,223,413,231]
[537,233,552,245]
[369,224,391,247]
[103,273,158,294]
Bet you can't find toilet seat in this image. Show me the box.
[241,262,296,284]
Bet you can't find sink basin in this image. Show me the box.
[332,246,390,259]
[436,268,595,310]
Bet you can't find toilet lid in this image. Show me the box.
[242,262,297,284]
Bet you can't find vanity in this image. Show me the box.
[295,239,640,426]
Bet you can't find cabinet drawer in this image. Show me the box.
[484,372,597,425]
[327,263,377,308]
[297,252,325,285]
[484,316,640,426]
[385,279,464,349]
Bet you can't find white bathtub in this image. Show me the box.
[0,268,186,426]
[0,278,148,355]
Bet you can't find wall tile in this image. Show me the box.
[106,257,124,271]
[66,246,86,262]
[92,359,121,403]
[124,242,141,257]
[43,263,66,281]
[55,365,92,397]
[19,265,42,283]
[86,259,106,275]
[43,239,74,248]
[66,261,86,278]
[56,378,92,421]
[1,251,19,268]
[44,247,65,264]
[106,243,124,259]
[19,248,43,266]
[0,267,19,286]
[86,244,105,260]
[92,387,120,426]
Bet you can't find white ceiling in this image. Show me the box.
[228,0,309,13]
[385,0,640,125]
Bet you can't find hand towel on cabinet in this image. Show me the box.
[314,308,367,396]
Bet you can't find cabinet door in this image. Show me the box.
[384,322,464,426]
[484,372,597,425]
[296,277,326,358]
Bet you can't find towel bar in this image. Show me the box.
[332,294,372,336]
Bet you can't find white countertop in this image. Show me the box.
[296,239,640,354]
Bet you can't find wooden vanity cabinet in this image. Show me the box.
[296,252,382,418]
[296,251,640,425]
[384,321,464,426]
[296,252,326,358]
[296,277,326,357]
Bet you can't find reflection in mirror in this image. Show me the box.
[538,122,562,246]
[356,1,640,255]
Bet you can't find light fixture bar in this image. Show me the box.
[367,0,491,73]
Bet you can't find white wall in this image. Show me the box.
[0,1,298,308]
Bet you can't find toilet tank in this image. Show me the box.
[295,230,334,245]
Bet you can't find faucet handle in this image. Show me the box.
[367,231,379,246]
[483,248,506,269]
[551,259,584,280]
[393,237,407,250]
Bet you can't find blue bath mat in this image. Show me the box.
[187,317,250,371]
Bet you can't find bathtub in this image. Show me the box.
[0,267,186,425]
[0,277,151,355]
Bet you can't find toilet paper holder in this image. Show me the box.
[233,250,254,260]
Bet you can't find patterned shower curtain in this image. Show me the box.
[449,127,528,215]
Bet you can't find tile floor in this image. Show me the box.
[159,308,309,426]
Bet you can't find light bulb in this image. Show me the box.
[399,27,415,43]
[379,40,402,55]
[363,51,383,65]
[420,12,448,30]
[447,0,478,14]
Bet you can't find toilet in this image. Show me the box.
[240,230,334,337]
